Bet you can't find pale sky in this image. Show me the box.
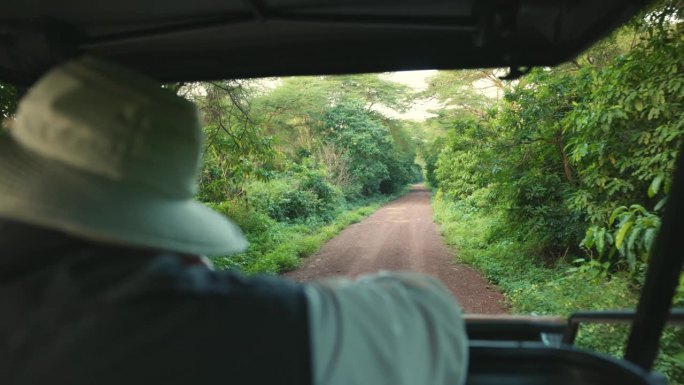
[382,70,437,91]
[259,69,500,122]
[377,69,504,121]
[378,70,442,121]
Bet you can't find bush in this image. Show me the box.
[294,160,344,220]
[433,195,684,384]
[504,172,585,260]
[209,195,395,275]
[208,200,275,236]
[246,166,342,223]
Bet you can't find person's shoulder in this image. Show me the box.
[124,254,309,319]
[144,254,304,298]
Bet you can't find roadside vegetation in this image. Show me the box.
[181,75,420,274]
[424,1,683,382]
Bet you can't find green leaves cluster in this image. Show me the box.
[583,204,660,272]
[192,81,276,202]
[187,73,419,275]
[255,74,419,199]
[428,5,684,380]
[323,100,415,195]
[246,160,343,223]
[192,74,419,203]
[428,1,683,271]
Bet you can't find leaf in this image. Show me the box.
[630,204,647,215]
[615,221,634,249]
[582,231,595,249]
[647,107,660,120]
[626,250,637,272]
[596,227,606,255]
[647,175,663,198]
[626,226,642,257]
[609,206,628,226]
[654,196,667,211]
[617,211,634,229]
[634,99,644,111]
[643,228,657,251]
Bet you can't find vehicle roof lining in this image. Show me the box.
[0,0,649,84]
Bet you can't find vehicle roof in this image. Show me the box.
[0,0,649,84]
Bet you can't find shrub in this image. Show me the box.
[245,161,344,223]
[433,195,683,384]
[247,179,317,222]
[208,199,275,236]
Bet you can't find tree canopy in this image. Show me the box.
[425,0,683,271]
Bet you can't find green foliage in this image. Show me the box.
[563,13,683,269]
[248,179,320,223]
[433,197,636,316]
[427,4,684,382]
[0,82,18,118]
[433,117,501,200]
[582,205,660,272]
[422,136,445,189]
[429,69,586,258]
[250,74,414,159]
[334,74,412,112]
[322,100,391,195]
[427,2,683,268]
[246,160,342,223]
[192,81,276,202]
[676,274,684,307]
[380,150,413,193]
[322,100,416,196]
[210,191,405,274]
[497,68,586,257]
[566,39,683,222]
[209,200,275,236]
[204,73,422,201]
[433,196,683,384]
[423,69,504,119]
[192,73,418,208]
[188,74,417,275]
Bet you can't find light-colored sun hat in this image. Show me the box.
[0,56,247,256]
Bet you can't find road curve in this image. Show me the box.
[284,185,507,314]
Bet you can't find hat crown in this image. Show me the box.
[12,57,202,199]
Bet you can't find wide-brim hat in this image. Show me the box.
[0,57,247,256]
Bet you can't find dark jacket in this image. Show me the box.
[0,219,311,385]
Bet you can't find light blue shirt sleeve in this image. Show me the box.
[304,271,469,385]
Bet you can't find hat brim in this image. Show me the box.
[0,137,247,256]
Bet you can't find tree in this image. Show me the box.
[184,80,275,202]
[565,5,683,270]
[322,100,394,195]
[423,69,505,119]
[427,0,683,267]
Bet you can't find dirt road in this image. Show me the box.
[285,185,507,314]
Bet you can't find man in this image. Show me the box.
[0,57,467,385]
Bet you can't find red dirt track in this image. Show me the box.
[285,185,508,314]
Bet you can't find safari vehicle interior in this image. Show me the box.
[1,0,683,384]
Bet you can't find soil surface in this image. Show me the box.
[285,185,508,314]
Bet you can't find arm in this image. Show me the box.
[304,271,468,385]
